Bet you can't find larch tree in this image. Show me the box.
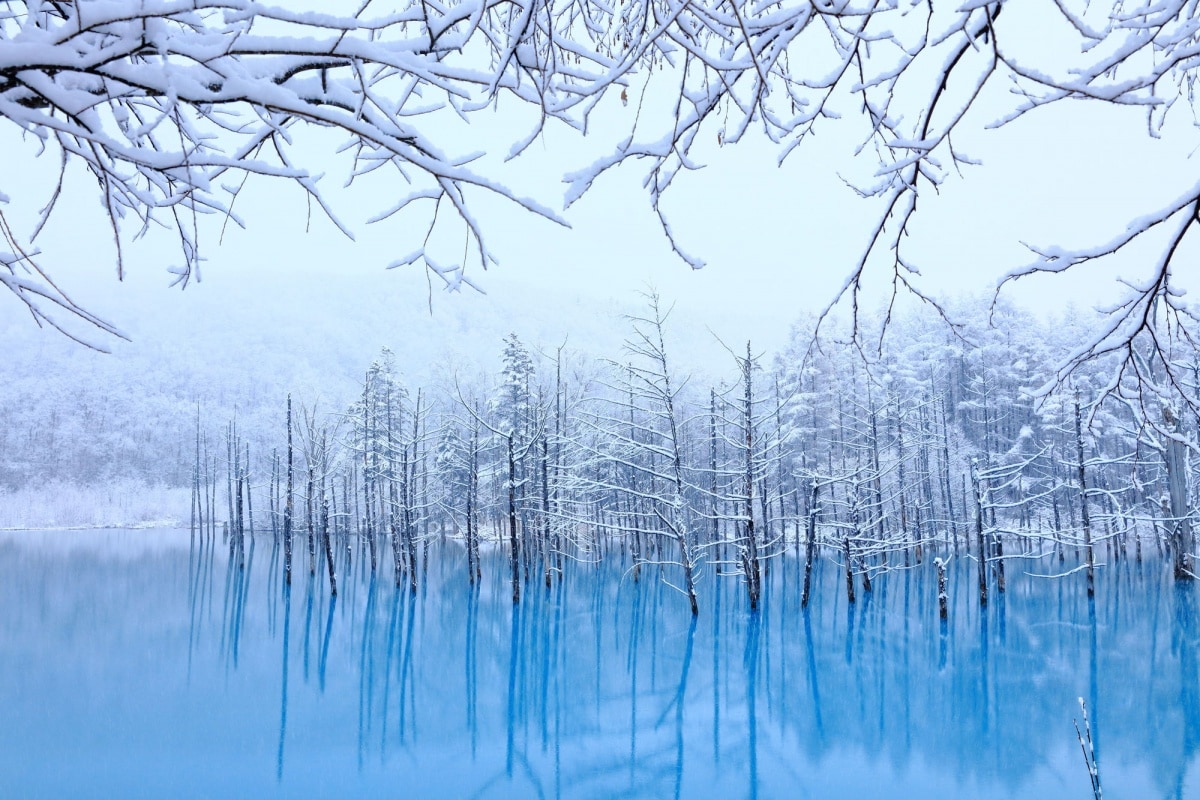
[623,293,701,614]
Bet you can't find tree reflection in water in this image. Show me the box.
[0,528,1197,799]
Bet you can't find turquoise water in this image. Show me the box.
[0,529,1195,798]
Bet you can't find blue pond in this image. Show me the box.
[0,528,1196,798]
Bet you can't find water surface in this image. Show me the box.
[0,529,1196,798]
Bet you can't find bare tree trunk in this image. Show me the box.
[271,448,280,540]
[1075,392,1096,597]
[869,393,886,553]
[192,407,201,538]
[390,462,404,588]
[306,459,315,576]
[413,390,427,578]
[553,347,565,576]
[386,381,406,589]
[896,400,913,564]
[843,536,856,604]
[207,441,216,539]
[972,460,988,608]
[508,433,521,604]
[468,420,481,584]
[939,395,957,551]
[709,389,720,558]
[542,434,552,590]
[402,439,417,595]
[226,422,235,539]
[363,377,377,572]
[628,366,642,583]
[284,396,294,586]
[1165,405,1193,581]
[321,434,337,597]
[935,556,948,620]
[801,481,819,609]
[774,377,787,548]
[742,342,761,610]
[245,442,254,537]
[235,430,245,569]
[343,472,352,566]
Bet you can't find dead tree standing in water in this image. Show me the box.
[1074,392,1096,597]
[284,396,294,586]
[739,342,762,610]
[972,459,988,608]
[1164,405,1193,581]
[625,294,700,615]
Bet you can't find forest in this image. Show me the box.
[179,293,1200,617]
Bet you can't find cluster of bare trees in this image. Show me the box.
[191,296,1200,614]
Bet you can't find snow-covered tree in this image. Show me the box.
[496,333,536,440]
[611,292,701,613]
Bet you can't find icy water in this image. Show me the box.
[0,529,1196,799]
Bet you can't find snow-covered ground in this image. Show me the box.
[0,480,188,530]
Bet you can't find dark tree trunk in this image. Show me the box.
[1074,393,1096,596]
[321,457,337,597]
[284,396,294,586]
[844,536,856,604]
[508,433,521,604]
[742,342,761,610]
[972,460,988,608]
[801,481,819,609]
[1165,405,1193,581]
[935,556,948,620]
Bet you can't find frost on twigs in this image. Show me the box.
[1073,696,1103,800]
[561,0,1200,398]
[3,0,1200,381]
[0,0,590,331]
[0,209,126,350]
[1000,183,1200,419]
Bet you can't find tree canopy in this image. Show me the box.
[1,0,1198,388]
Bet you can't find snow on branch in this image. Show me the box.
[4,0,1200,386]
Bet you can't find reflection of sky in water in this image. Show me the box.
[0,529,1196,799]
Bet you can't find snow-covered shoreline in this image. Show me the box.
[0,480,188,531]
